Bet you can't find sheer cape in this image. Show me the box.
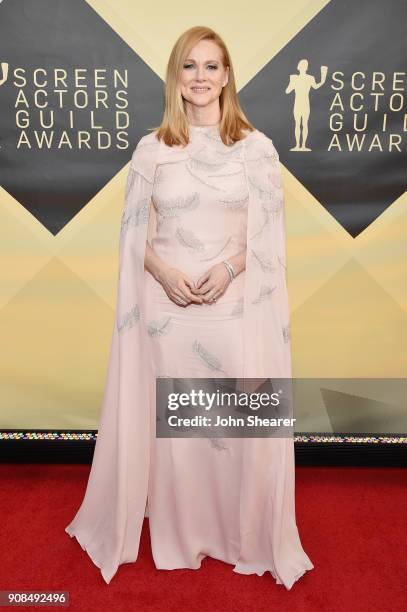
[65,129,313,589]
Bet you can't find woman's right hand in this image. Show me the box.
[158,267,204,307]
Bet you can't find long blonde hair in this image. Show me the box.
[151,26,256,147]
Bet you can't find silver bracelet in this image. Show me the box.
[223,259,236,282]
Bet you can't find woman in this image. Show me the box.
[65,26,314,590]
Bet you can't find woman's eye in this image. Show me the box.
[183,64,219,70]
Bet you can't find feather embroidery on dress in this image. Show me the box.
[192,339,226,373]
[216,143,244,157]
[252,284,277,304]
[125,167,137,198]
[201,131,223,143]
[208,168,243,178]
[199,236,232,261]
[282,323,291,343]
[268,167,283,188]
[175,226,205,252]
[249,213,269,240]
[261,196,283,215]
[121,198,150,235]
[155,192,200,222]
[147,316,173,337]
[230,296,244,317]
[117,304,140,334]
[217,193,249,210]
[264,148,279,162]
[188,156,226,172]
[185,164,225,191]
[251,248,278,273]
[248,174,274,200]
[208,437,228,451]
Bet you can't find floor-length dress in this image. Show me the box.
[65,123,314,590]
[144,124,314,586]
[145,123,249,569]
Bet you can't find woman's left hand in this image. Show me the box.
[193,263,232,304]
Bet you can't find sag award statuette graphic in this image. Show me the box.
[285,59,328,151]
[0,61,8,86]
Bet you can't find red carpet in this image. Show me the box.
[0,464,405,611]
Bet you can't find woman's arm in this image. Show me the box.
[144,241,170,283]
[194,247,247,302]
[224,247,246,277]
[144,241,203,305]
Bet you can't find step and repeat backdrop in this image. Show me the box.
[0,0,406,434]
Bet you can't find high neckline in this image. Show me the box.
[188,122,220,130]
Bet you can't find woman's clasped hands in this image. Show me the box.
[159,262,232,307]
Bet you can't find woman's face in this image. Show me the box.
[180,39,229,111]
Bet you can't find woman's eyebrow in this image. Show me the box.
[184,59,220,63]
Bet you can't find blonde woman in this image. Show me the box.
[65,26,314,590]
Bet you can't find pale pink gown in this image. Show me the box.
[65,123,314,590]
[144,124,313,585]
